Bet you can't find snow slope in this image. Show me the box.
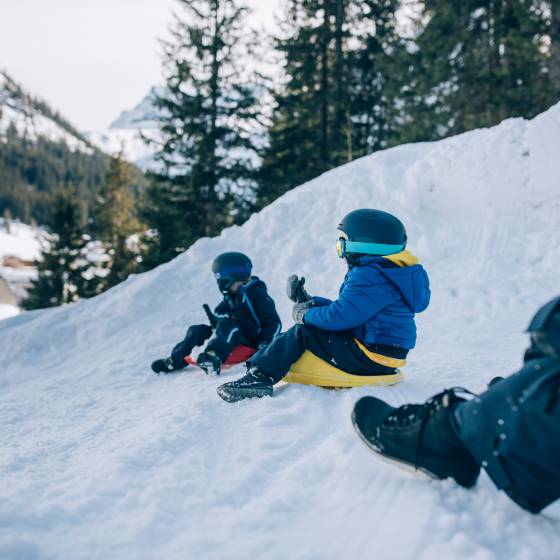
[1,103,560,559]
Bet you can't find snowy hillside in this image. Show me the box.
[0,71,91,152]
[1,102,560,559]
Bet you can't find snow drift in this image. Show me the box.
[1,103,560,559]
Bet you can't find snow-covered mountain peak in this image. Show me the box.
[85,87,163,170]
[109,86,165,130]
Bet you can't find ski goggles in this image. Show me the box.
[336,237,405,258]
[216,276,233,293]
[215,265,251,293]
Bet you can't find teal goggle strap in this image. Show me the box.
[337,238,404,258]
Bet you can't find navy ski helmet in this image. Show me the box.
[527,295,560,358]
[336,209,407,259]
[212,252,252,294]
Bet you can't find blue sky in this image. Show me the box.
[0,0,278,131]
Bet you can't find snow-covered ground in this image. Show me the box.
[0,303,19,320]
[1,103,560,559]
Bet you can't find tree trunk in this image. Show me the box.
[207,0,221,237]
[319,0,330,167]
[333,0,346,161]
[551,0,560,95]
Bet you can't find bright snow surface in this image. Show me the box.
[1,103,560,559]
[0,219,42,263]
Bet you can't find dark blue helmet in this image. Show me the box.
[336,209,407,259]
[527,295,560,358]
[212,252,252,294]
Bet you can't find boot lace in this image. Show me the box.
[383,387,474,470]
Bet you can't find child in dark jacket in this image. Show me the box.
[217,209,430,402]
[151,252,281,376]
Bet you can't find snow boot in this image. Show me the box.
[216,366,273,402]
[197,350,222,375]
[151,357,177,374]
[351,389,481,488]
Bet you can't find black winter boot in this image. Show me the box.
[351,389,481,488]
[151,357,177,374]
[217,366,274,402]
[197,351,222,375]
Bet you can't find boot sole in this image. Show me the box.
[217,385,273,403]
[351,410,439,482]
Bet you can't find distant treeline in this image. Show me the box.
[0,125,108,225]
[143,0,560,265]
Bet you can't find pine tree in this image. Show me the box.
[549,0,560,97]
[348,0,404,156]
[92,154,140,289]
[258,0,338,207]
[22,189,100,310]
[142,0,261,267]
[257,0,403,208]
[401,0,552,142]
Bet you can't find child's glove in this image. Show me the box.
[292,300,315,324]
[286,275,312,303]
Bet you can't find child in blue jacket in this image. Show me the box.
[217,209,430,402]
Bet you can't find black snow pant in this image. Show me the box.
[453,355,560,513]
[171,320,253,368]
[249,324,397,384]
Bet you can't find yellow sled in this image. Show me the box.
[283,350,403,388]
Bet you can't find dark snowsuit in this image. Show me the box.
[453,344,560,513]
[170,277,281,368]
[250,253,431,383]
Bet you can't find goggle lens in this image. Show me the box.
[336,238,346,258]
[217,277,233,293]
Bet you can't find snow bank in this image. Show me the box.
[1,103,560,559]
[0,303,19,320]
[0,219,42,262]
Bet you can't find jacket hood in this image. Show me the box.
[382,250,419,267]
[357,254,430,313]
[239,276,266,293]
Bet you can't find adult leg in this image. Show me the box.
[453,357,560,513]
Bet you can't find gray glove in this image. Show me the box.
[292,299,315,324]
[286,274,312,303]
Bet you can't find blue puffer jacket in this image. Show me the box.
[303,253,430,349]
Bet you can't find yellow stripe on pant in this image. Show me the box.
[283,349,403,388]
[354,339,407,368]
